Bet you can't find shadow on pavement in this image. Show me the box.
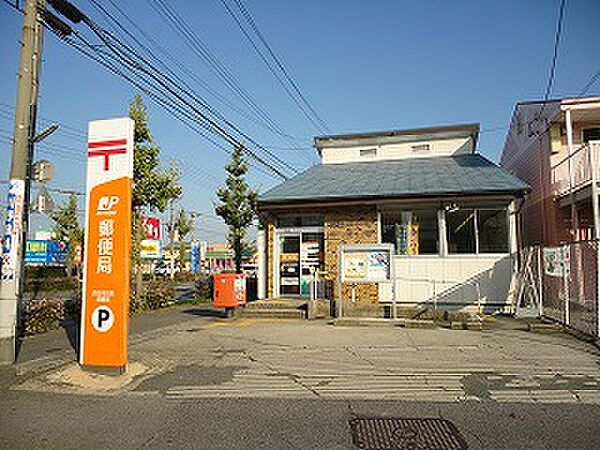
[59,317,80,356]
[182,307,227,318]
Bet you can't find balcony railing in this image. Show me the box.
[551,141,600,197]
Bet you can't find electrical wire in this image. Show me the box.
[69,15,297,178]
[222,0,330,134]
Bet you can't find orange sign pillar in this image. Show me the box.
[79,118,134,370]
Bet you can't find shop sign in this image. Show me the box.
[144,216,161,240]
[80,117,134,369]
[140,239,161,259]
[25,240,69,265]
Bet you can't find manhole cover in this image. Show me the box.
[349,418,467,450]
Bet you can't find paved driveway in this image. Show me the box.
[2,307,600,449]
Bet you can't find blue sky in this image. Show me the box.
[1,0,599,243]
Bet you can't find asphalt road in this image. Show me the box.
[1,306,600,449]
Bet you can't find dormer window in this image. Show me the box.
[360,148,377,157]
[411,143,431,152]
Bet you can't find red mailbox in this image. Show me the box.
[213,273,246,309]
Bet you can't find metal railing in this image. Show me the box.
[551,142,600,197]
[518,241,599,338]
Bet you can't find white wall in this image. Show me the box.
[379,254,513,310]
[321,137,473,164]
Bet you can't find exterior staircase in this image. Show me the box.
[241,299,307,319]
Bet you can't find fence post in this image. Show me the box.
[537,246,543,317]
[587,141,600,337]
[563,246,570,326]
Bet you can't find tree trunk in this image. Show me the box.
[234,235,242,274]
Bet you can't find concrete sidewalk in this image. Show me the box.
[2,307,600,449]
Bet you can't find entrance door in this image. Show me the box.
[279,234,300,296]
[300,232,324,296]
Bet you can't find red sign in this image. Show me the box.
[144,216,161,240]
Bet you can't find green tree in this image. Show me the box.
[128,95,182,303]
[215,145,257,273]
[175,209,193,269]
[50,193,83,278]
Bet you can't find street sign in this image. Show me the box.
[80,117,134,370]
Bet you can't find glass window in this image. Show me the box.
[583,128,600,143]
[446,208,509,254]
[281,236,300,254]
[478,210,508,253]
[382,209,438,255]
[277,216,301,228]
[446,209,476,254]
[277,215,323,228]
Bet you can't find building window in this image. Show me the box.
[583,128,600,143]
[411,143,431,152]
[360,148,377,158]
[478,209,509,253]
[381,209,438,255]
[446,208,508,254]
[277,215,324,228]
[446,209,476,254]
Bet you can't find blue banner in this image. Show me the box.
[191,241,200,274]
[25,240,69,266]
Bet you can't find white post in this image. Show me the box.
[537,245,544,316]
[391,257,397,321]
[257,230,266,300]
[588,141,600,336]
[566,109,579,239]
[508,201,518,310]
[438,209,448,257]
[563,245,570,326]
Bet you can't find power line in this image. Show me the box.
[535,0,567,121]
[5,0,297,180]
[99,0,305,148]
[69,12,297,178]
[579,68,600,95]
[222,0,330,134]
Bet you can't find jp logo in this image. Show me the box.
[91,306,114,333]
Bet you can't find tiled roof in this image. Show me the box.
[259,154,529,204]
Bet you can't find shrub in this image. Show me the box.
[129,281,177,314]
[194,273,213,301]
[144,282,176,310]
[22,298,82,335]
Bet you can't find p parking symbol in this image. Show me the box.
[91,306,114,333]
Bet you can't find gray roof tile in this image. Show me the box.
[259,154,529,204]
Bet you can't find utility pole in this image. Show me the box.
[0,0,45,364]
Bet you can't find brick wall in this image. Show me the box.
[324,206,379,303]
[262,205,379,303]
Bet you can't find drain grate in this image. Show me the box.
[349,418,468,450]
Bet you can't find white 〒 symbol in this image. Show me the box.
[91,306,114,333]
[97,196,120,212]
